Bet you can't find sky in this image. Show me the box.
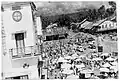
[2,1,111,16]
[34,1,110,16]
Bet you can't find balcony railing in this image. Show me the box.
[9,46,38,59]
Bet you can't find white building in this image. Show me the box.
[94,18,117,32]
[1,2,42,79]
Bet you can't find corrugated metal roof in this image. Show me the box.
[81,21,93,29]
[93,18,107,26]
[84,22,94,29]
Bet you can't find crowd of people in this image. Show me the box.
[41,32,118,79]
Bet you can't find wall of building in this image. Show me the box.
[3,3,35,52]
[2,3,39,79]
[99,20,117,31]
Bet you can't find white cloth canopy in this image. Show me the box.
[64,56,73,60]
[61,63,72,69]
[72,53,78,58]
[57,57,68,63]
[75,58,82,61]
[92,57,102,61]
[102,62,111,67]
[62,69,74,74]
[106,57,115,61]
[92,53,98,56]
[81,69,93,73]
[66,74,79,79]
[101,53,109,56]
[75,63,85,68]
[100,68,109,72]
[111,61,118,66]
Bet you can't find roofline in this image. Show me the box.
[2,2,35,9]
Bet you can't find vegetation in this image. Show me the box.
[40,1,116,29]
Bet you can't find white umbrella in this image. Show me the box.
[102,62,111,67]
[92,53,98,56]
[101,53,109,56]
[61,63,72,69]
[106,57,115,61]
[75,58,82,61]
[100,68,109,72]
[66,74,79,79]
[92,57,102,61]
[111,61,118,66]
[80,63,85,67]
[81,69,93,73]
[62,69,74,74]
[72,53,78,58]
[57,57,68,63]
[64,56,73,60]
[75,63,85,68]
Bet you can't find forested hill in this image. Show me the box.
[37,1,116,29]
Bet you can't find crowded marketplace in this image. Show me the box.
[1,1,118,79]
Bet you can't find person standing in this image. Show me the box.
[37,55,43,79]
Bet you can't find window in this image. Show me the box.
[11,32,26,58]
[15,33,25,56]
[105,24,107,28]
[11,31,28,58]
[109,24,111,28]
[102,25,104,29]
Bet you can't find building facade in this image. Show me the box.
[1,2,42,79]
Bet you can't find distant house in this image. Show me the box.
[97,20,117,32]
[92,17,117,33]
[79,21,93,33]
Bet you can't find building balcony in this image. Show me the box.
[9,46,40,59]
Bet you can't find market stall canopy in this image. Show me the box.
[57,57,68,63]
[61,63,72,69]
[64,55,73,60]
[102,62,111,67]
[92,57,103,61]
[61,69,74,74]
[75,58,82,61]
[81,69,93,73]
[100,53,109,56]
[92,53,98,56]
[100,68,109,72]
[106,57,115,61]
[66,74,79,79]
[75,63,85,68]
[72,53,78,57]
[111,61,118,66]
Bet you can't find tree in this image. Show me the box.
[108,1,116,15]
[98,5,106,19]
[106,8,115,16]
[56,14,71,27]
[108,1,116,9]
[87,9,93,21]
